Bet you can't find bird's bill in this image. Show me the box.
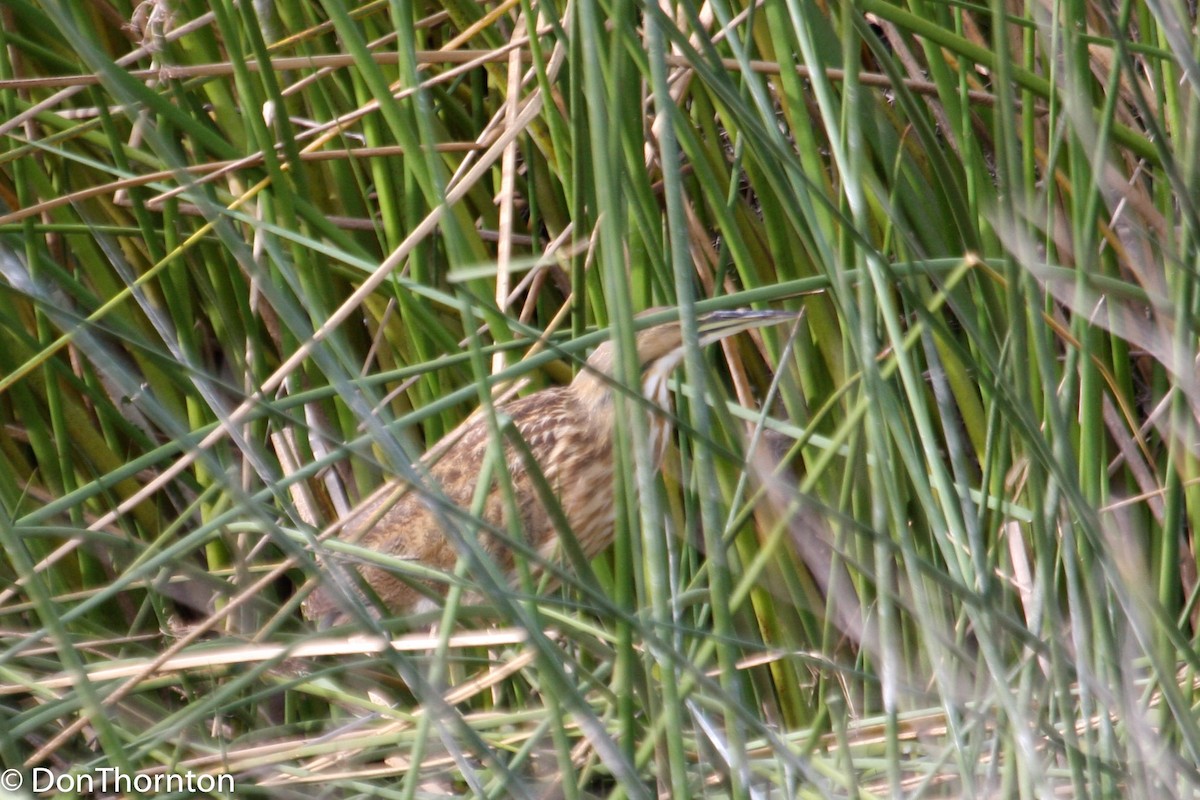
[695,308,799,343]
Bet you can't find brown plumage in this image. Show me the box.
[303,309,794,624]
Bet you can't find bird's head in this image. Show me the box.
[571,308,796,413]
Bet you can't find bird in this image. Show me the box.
[302,308,795,624]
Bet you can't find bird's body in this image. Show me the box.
[303,309,793,623]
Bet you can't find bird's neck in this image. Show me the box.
[569,359,676,460]
[568,370,616,427]
[572,336,684,403]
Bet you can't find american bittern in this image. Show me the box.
[303,309,794,624]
